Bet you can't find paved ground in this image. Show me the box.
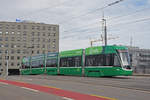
[0,81,63,100]
[0,75,150,100]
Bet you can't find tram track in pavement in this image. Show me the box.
[8,75,150,94]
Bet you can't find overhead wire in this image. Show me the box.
[19,0,70,19]
[62,6,150,34]
[61,17,150,40]
[59,0,125,24]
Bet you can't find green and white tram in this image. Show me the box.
[20,45,132,77]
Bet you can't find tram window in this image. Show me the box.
[46,59,57,67]
[85,54,114,66]
[31,60,43,68]
[39,60,44,67]
[105,54,114,66]
[85,54,104,66]
[60,56,82,67]
[23,62,30,69]
[114,55,121,67]
[31,61,38,68]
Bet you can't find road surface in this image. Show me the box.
[0,75,150,100]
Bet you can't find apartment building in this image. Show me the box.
[0,21,59,75]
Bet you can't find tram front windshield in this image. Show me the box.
[118,50,131,69]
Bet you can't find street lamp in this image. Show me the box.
[101,0,124,46]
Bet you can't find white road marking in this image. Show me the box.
[20,87,39,92]
[0,82,8,85]
[62,97,74,100]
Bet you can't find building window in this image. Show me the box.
[17,37,21,41]
[53,39,56,43]
[53,45,56,49]
[47,38,50,42]
[17,63,20,66]
[43,32,45,36]
[36,26,40,30]
[31,32,34,36]
[37,44,40,48]
[37,32,40,36]
[23,31,27,36]
[42,26,45,30]
[53,27,56,31]
[5,31,9,34]
[37,38,40,42]
[5,62,7,66]
[0,50,3,54]
[0,37,2,41]
[43,38,45,42]
[48,26,51,31]
[5,50,8,54]
[11,31,15,34]
[0,44,3,47]
[17,50,20,54]
[11,56,14,60]
[48,45,50,49]
[11,62,14,66]
[17,25,21,29]
[17,44,20,48]
[11,37,15,41]
[11,50,15,54]
[4,44,9,47]
[5,37,8,41]
[11,44,14,48]
[23,49,27,54]
[6,25,9,29]
[17,31,20,34]
[17,56,20,60]
[0,56,2,60]
[23,25,27,29]
[42,45,45,48]
[5,56,9,60]
[11,25,15,29]
[48,33,51,36]
[32,26,35,30]
[0,31,2,34]
[23,37,26,42]
[53,33,56,36]
[37,50,40,54]
[23,44,26,48]
[31,50,34,54]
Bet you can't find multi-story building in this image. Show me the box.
[127,46,150,74]
[0,21,59,75]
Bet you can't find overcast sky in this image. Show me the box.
[0,0,150,51]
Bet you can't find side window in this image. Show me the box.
[85,54,104,66]
[60,56,82,67]
[24,62,30,69]
[114,55,121,67]
[39,60,44,67]
[31,61,38,68]
[60,58,68,67]
[46,59,57,67]
[105,54,114,66]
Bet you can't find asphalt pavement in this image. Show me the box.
[0,75,150,100]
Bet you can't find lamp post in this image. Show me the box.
[101,0,124,46]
